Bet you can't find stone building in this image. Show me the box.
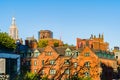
[38,30,63,47]
[9,17,18,40]
[38,30,53,40]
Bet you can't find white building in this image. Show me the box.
[9,17,18,40]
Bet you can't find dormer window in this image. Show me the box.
[65,48,72,56]
[65,51,71,56]
[73,51,79,58]
[34,49,40,57]
[34,52,39,57]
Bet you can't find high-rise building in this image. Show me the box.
[9,17,18,40]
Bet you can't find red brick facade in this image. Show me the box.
[23,34,117,80]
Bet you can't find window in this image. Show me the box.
[74,62,77,68]
[34,52,39,57]
[74,52,79,58]
[46,51,52,56]
[64,60,70,65]
[42,60,44,66]
[50,69,56,75]
[85,72,89,77]
[84,52,90,57]
[41,70,44,74]
[65,48,72,56]
[66,51,71,56]
[116,56,118,59]
[34,60,37,66]
[50,60,55,65]
[26,61,30,66]
[65,69,70,74]
[34,69,37,73]
[85,62,90,67]
[27,53,31,57]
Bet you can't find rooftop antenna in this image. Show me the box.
[60,32,62,41]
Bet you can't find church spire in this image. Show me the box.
[12,17,16,25]
[9,17,19,40]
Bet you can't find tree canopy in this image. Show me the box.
[38,39,48,48]
[0,32,16,50]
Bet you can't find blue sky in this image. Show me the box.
[0,0,120,49]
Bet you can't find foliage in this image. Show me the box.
[41,75,48,80]
[0,32,16,50]
[69,76,92,80]
[14,72,39,80]
[23,72,36,80]
[38,39,48,48]
[64,43,75,47]
[64,43,69,47]
[81,77,92,80]
[70,75,81,80]
[54,42,59,47]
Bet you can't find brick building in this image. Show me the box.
[76,34,109,51]
[21,34,117,80]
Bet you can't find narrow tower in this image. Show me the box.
[9,17,18,40]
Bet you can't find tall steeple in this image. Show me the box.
[9,17,19,40]
[12,17,16,25]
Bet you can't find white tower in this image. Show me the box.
[9,17,18,40]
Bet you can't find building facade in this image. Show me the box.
[9,17,18,40]
[38,30,53,40]
[38,30,63,47]
[21,34,117,80]
[0,53,20,80]
[76,34,109,51]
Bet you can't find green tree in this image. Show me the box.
[64,43,75,47]
[70,76,92,80]
[14,72,39,80]
[64,43,69,47]
[41,75,48,80]
[23,72,37,80]
[38,39,48,48]
[0,32,16,50]
[82,77,92,80]
[54,42,59,47]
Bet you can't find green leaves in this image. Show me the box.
[23,72,36,80]
[14,72,39,80]
[38,39,48,48]
[0,32,16,50]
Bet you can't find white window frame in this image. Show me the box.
[50,60,55,65]
[50,69,56,75]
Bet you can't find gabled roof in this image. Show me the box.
[38,48,44,53]
[54,47,66,56]
[54,47,76,56]
[95,50,115,60]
